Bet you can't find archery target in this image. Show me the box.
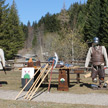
[22,68,34,79]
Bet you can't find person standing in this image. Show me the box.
[0,48,6,87]
[85,37,108,84]
[0,48,5,70]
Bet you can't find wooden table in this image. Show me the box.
[19,66,85,91]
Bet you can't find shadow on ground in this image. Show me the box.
[80,83,91,88]
[0,81,8,85]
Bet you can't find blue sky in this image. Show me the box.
[5,0,87,25]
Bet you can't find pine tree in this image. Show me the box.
[6,0,24,59]
[83,0,101,42]
[0,0,9,59]
[99,0,108,49]
[77,4,86,30]
[21,22,28,39]
[32,35,37,47]
[57,4,70,39]
[43,13,61,32]
[58,3,69,27]
[32,21,37,48]
[68,2,80,30]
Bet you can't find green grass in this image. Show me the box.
[0,69,108,108]
[0,70,108,94]
[0,70,22,91]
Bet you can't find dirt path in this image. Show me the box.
[0,89,108,106]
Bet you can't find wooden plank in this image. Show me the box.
[74,70,84,74]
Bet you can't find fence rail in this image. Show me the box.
[5,60,85,70]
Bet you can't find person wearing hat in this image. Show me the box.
[85,37,108,84]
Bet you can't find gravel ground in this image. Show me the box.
[0,89,108,106]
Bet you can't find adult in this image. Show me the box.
[85,37,108,84]
[0,48,6,87]
[0,48,5,70]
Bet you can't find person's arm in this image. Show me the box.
[0,49,5,67]
[85,47,92,68]
[102,46,108,67]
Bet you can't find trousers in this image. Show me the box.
[91,65,105,79]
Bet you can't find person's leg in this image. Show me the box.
[98,65,105,83]
[91,65,98,82]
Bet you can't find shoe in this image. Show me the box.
[104,83,107,87]
[92,78,97,83]
[99,79,104,83]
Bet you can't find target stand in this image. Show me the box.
[58,69,69,91]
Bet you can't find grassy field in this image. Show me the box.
[0,69,108,93]
[0,69,108,108]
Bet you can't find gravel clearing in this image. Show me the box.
[0,89,108,106]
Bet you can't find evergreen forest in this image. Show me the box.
[1,0,108,61]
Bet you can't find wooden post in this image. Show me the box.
[58,69,69,91]
[77,73,80,83]
[74,69,84,83]
[67,69,70,86]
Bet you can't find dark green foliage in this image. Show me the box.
[83,0,108,50]
[68,2,80,29]
[27,20,31,27]
[0,0,24,59]
[32,35,37,47]
[32,21,38,48]
[0,0,9,58]
[21,22,28,39]
[37,2,87,35]
[83,0,101,42]
[99,0,108,49]
[77,4,86,30]
[67,2,87,37]
[32,21,38,29]
[38,13,61,32]
[6,0,24,59]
